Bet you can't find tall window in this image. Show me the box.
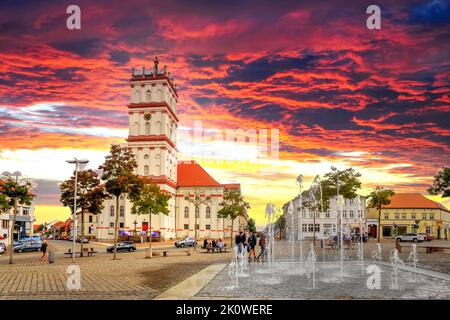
[89,215,93,223]
[183,224,189,230]
[144,165,149,176]
[2,220,8,229]
[350,210,354,218]
[135,90,141,103]
[146,90,151,102]
[206,224,211,230]
[402,213,407,220]
[302,224,307,232]
[184,207,189,218]
[426,226,431,234]
[430,213,435,220]
[195,224,199,230]
[206,207,211,218]
[195,207,200,218]
[384,212,389,219]
[422,213,427,220]
[325,211,330,218]
[145,122,150,135]
[110,206,115,217]
[395,212,400,219]
[120,206,125,217]
[343,210,347,218]
[412,212,416,219]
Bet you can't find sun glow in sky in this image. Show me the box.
[0,0,449,226]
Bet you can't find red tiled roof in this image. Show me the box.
[177,161,222,187]
[223,183,241,189]
[382,193,449,212]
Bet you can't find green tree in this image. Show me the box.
[247,218,256,233]
[59,169,108,256]
[99,144,142,260]
[427,167,450,198]
[218,189,250,248]
[130,182,171,258]
[0,176,34,264]
[367,187,395,243]
[275,215,287,239]
[321,166,362,210]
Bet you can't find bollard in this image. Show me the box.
[48,250,55,263]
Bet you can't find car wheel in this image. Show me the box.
[396,238,401,242]
[128,248,132,252]
[18,249,23,253]
[413,238,418,243]
[180,243,185,248]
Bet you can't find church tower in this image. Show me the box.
[127,57,178,237]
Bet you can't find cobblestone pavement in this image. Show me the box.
[0,248,232,300]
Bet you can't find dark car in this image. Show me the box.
[106,241,136,253]
[76,236,90,244]
[14,241,42,253]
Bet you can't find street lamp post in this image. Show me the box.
[66,158,89,263]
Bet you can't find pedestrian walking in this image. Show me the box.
[257,233,266,261]
[40,240,48,262]
[248,231,257,261]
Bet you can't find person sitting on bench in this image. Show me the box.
[203,238,209,249]
[216,239,224,252]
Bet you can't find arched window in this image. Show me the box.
[146,90,151,102]
[133,122,139,135]
[135,90,141,103]
[110,206,115,217]
[144,165,149,176]
[120,206,125,217]
[184,207,189,218]
[206,207,211,219]
[145,122,150,135]
[157,89,163,101]
[195,207,200,218]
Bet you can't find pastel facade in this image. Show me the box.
[368,193,450,240]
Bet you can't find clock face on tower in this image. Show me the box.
[143,113,151,121]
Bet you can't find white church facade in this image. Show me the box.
[95,58,247,241]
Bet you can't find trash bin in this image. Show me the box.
[48,250,55,264]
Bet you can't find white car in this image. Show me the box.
[395,233,424,243]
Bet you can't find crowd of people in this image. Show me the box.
[202,230,269,262]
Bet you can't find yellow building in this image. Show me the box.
[76,210,98,239]
[368,193,450,240]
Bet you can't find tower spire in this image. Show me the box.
[153,56,159,75]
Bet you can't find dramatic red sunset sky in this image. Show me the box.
[0,0,449,225]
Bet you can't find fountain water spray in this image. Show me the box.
[306,243,317,289]
[288,201,295,262]
[407,244,418,282]
[371,243,382,268]
[313,175,325,262]
[265,202,278,280]
[296,175,304,264]
[355,197,364,275]
[389,248,405,289]
[337,194,345,282]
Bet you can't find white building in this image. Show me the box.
[0,197,35,246]
[283,194,366,240]
[96,58,246,241]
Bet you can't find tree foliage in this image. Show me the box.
[321,166,362,209]
[427,167,450,198]
[367,186,395,243]
[130,182,171,217]
[247,218,256,232]
[59,169,108,215]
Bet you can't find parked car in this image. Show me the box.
[395,233,424,243]
[76,236,90,244]
[106,241,136,253]
[351,233,368,243]
[174,237,197,248]
[14,236,41,246]
[0,243,6,254]
[418,233,433,241]
[14,241,42,253]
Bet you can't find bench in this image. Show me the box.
[161,249,191,257]
[64,248,98,257]
[203,246,228,253]
[396,242,447,253]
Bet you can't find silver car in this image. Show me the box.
[395,233,424,243]
[175,237,197,248]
